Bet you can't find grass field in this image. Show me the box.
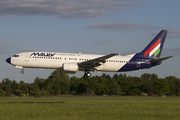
[0,97,180,120]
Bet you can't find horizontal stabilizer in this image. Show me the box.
[150,56,173,65]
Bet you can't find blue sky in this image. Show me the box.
[0,0,179,83]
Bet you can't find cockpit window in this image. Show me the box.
[13,55,19,57]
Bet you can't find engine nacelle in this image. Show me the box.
[62,63,79,73]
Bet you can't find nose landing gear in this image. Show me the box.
[15,66,24,74]
[21,68,24,74]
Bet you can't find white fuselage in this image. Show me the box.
[10,52,135,72]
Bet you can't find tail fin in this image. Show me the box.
[140,30,167,58]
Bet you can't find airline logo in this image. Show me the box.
[144,38,161,57]
[30,52,56,57]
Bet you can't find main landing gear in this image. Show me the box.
[84,70,91,78]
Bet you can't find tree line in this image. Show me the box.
[0,69,180,96]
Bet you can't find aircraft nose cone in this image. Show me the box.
[6,57,11,64]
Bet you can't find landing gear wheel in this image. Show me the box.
[84,70,91,78]
[87,72,91,77]
[21,69,24,74]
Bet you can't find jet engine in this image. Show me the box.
[60,63,79,74]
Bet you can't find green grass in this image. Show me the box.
[0,97,180,120]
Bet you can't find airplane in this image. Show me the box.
[6,30,172,77]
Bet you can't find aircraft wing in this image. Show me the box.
[150,56,173,65]
[79,53,118,70]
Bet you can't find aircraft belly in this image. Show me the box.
[100,63,125,72]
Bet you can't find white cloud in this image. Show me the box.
[151,29,180,38]
[94,39,114,45]
[0,0,141,18]
[167,30,180,38]
[18,49,40,52]
[163,47,180,56]
[86,22,158,31]
[0,41,39,55]
[0,41,16,54]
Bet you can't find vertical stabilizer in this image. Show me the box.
[140,30,167,58]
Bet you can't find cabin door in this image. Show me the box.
[25,53,29,62]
